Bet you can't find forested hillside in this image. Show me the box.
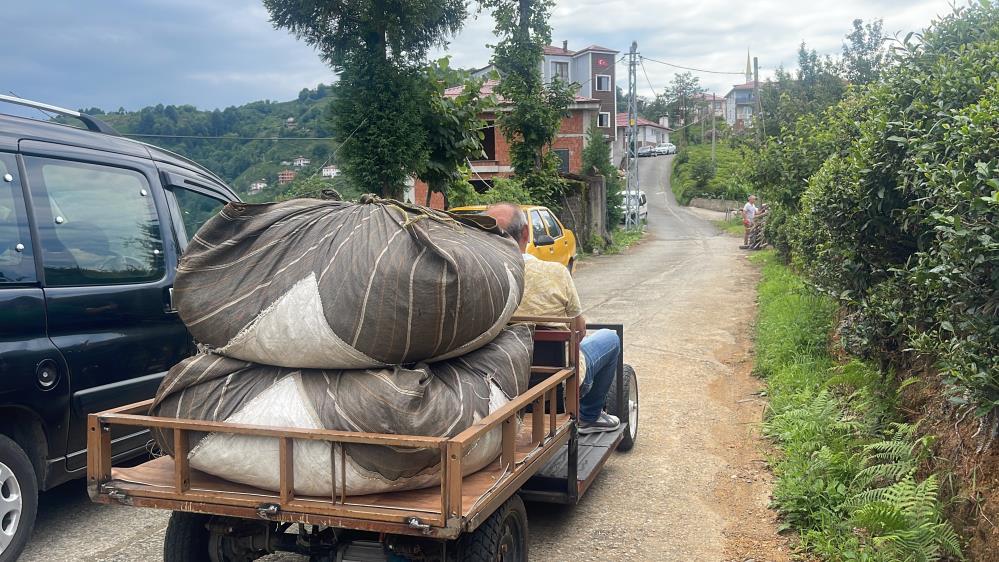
[80,84,339,197]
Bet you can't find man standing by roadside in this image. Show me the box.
[741,194,758,249]
[485,203,622,434]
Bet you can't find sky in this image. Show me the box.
[2,0,956,114]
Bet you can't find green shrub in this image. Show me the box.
[754,252,961,560]
[448,176,533,207]
[756,4,999,416]
[671,144,751,203]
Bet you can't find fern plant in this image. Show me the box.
[848,474,963,562]
[853,422,934,490]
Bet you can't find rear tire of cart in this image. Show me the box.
[453,494,528,562]
[606,363,638,452]
[0,435,37,562]
[163,511,211,562]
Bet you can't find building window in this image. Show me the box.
[552,61,569,81]
[480,120,496,160]
[597,112,611,128]
[553,149,570,174]
[595,74,611,92]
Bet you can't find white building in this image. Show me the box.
[292,156,311,167]
[321,165,340,178]
[248,180,267,194]
[614,113,671,160]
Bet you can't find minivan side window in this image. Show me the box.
[25,157,165,286]
[171,187,226,243]
[0,155,35,283]
[540,210,562,238]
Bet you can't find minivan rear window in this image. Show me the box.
[25,157,165,286]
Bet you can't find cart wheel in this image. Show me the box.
[454,494,528,562]
[606,364,638,452]
[163,511,211,562]
[0,435,37,562]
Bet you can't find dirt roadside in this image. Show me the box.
[525,160,789,561]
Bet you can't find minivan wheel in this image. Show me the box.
[0,435,37,562]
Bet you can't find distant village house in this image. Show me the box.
[277,170,297,184]
[321,164,340,178]
[249,180,267,194]
[292,156,311,167]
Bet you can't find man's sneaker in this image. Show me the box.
[578,411,621,434]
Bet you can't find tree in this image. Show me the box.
[481,0,574,205]
[264,0,469,198]
[662,72,704,144]
[842,18,887,85]
[417,58,489,206]
[581,120,623,228]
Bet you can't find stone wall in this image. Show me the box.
[557,175,610,251]
[688,197,743,212]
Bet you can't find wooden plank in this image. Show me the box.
[86,414,111,496]
[279,437,295,503]
[97,413,446,448]
[531,395,545,446]
[452,369,572,447]
[96,495,461,540]
[445,441,463,521]
[173,429,190,493]
[501,417,516,469]
[547,389,557,437]
[509,315,573,325]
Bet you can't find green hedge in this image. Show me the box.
[670,143,751,204]
[752,4,999,415]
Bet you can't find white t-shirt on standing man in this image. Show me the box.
[743,201,757,223]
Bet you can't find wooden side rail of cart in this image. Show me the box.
[88,360,579,540]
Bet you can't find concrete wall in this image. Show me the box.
[688,197,743,212]
[558,175,610,251]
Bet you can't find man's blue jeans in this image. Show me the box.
[578,329,620,422]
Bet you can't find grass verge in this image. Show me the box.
[714,216,744,236]
[752,251,963,561]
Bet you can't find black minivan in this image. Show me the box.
[0,96,238,561]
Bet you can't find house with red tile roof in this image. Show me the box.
[411,42,620,208]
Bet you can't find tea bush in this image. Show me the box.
[754,4,999,415]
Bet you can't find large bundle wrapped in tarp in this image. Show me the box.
[173,197,524,369]
[150,325,533,496]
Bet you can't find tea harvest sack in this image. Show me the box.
[174,197,524,369]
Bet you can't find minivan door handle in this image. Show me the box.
[164,287,178,313]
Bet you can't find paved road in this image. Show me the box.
[20,155,784,561]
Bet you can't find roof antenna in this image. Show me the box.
[563,40,568,52]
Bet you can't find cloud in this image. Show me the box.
[2,0,955,112]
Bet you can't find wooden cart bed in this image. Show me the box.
[109,412,570,517]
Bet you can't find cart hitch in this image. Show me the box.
[256,503,281,519]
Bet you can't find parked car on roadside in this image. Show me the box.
[637,145,655,157]
[619,190,649,223]
[450,204,578,271]
[656,142,676,155]
[0,95,238,561]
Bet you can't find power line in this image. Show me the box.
[639,55,747,76]
[121,133,337,140]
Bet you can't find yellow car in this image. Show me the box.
[450,204,578,270]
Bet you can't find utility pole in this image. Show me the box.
[711,93,716,166]
[626,41,640,230]
[753,56,762,141]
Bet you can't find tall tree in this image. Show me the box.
[481,0,574,204]
[264,0,468,198]
[663,72,704,144]
[841,18,887,85]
